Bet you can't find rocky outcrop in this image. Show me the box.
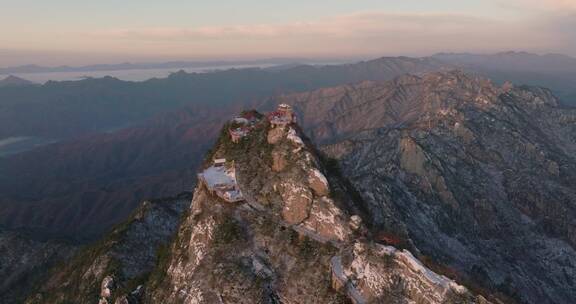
[267,127,285,145]
[332,242,489,304]
[308,168,330,196]
[279,180,313,225]
[99,276,114,303]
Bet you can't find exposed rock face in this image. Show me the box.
[25,193,191,304]
[274,70,576,304]
[301,196,351,243]
[99,276,114,302]
[279,180,313,225]
[308,168,330,196]
[144,113,489,303]
[267,127,285,145]
[332,242,489,304]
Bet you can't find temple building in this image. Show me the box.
[229,126,250,143]
[228,110,263,143]
[198,159,244,203]
[267,104,295,128]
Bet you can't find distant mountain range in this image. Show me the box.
[0,58,347,75]
[0,56,447,141]
[0,56,447,241]
[0,52,574,146]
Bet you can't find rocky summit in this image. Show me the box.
[143,107,490,304]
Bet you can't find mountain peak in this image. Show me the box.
[139,105,491,303]
[0,75,35,87]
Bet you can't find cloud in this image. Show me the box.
[93,12,497,42]
[538,12,576,51]
[93,25,307,41]
[73,10,576,58]
[497,0,576,11]
[89,12,560,54]
[3,2,575,66]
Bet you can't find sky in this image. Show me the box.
[0,0,575,66]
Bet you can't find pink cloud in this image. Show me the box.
[498,0,576,11]
[78,10,574,58]
[91,12,498,41]
[92,23,327,41]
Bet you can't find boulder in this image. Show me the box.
[267,127,285,144]
[280,182,312,225]
[308,169,329,196]
[348,215,363,231]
